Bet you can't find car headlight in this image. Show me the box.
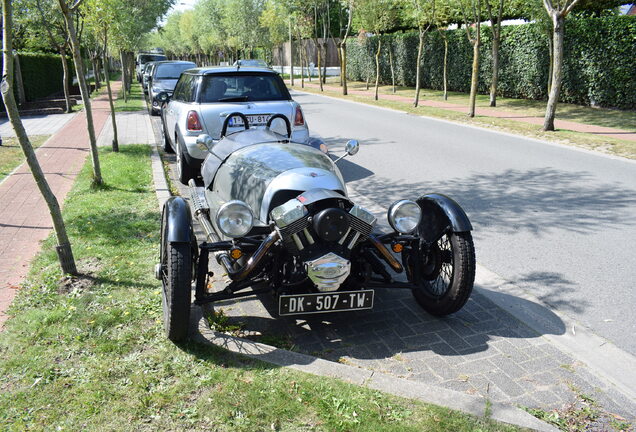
[216,200,254,238]
[387,200,421,234]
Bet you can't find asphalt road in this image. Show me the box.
[292,90,636,356]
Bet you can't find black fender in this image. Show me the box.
[163,196,194,243]
[416,194,472,243]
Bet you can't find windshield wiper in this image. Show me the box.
[218,96,249,102]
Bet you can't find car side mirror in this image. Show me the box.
[345,139,359,156]
[334,139,360,163]
[196,134,215,152]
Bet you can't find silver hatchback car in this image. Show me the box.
[160,66,310,184]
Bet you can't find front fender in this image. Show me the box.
[163,196,193,243]
[416,193,472,243]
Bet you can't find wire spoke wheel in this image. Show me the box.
[160,209,192,342]
[411,231,476,316]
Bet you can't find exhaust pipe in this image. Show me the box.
[188,179,279,281]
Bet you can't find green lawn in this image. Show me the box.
[0,135,50,183]
[292,78,636,159]
[0,145,524,431]
[114,81,147,112]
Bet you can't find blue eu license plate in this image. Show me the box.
[279,290,374,316]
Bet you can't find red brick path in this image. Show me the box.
[0,81,122,328]
[291,81,636,143]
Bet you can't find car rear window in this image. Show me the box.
[139,54,166,63]
[199,74,290,103]
[155,63,195,80]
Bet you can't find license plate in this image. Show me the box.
[279,290,374,316]
[229,114,271,127]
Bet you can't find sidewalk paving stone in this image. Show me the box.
[0,113,76,138]
[0,82,121,328]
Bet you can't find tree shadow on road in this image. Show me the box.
[348,167,636,236]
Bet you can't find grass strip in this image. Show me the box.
[292,80,636,159]
[114,81,146,112]
[0,135,50,182]
[0,145,524,431]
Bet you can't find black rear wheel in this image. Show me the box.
[162,128,173,153]
[176,144,196,185]
[410,231,475,316]
[161,211,192,341]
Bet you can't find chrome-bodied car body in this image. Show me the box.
[157,117,477,342]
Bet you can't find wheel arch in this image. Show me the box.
[416,193,472,243]
[163,196,194,243]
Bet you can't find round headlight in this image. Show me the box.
[216,200,254,238]
[387,200,421,234]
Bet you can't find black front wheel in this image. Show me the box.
[161,212,192,341]
[410,231,475,316]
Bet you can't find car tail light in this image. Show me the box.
[294,106,305,127]
[186,110,203,131]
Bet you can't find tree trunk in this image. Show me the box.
[103,36,118,152]
[322,42,327,84]
[120,51,128,103]
[316,38,324,91]
[414,30,424,107]
[58,0,103,185]
[468,40,480,117]
[92,57,100,90]
[337,42,343,86]
[547,32,553,96]
[289,20,294,86]
[341,42,348,95]
[374,37,381,101]
[60,47,72,113]
[299,39,305,88]
[443,37,448,100]
[307,42,312,82]
[544,14,564,131]
[13,53,25,105]
[2,0,77,275]
[388,40,395,94]
[489,29,500,107]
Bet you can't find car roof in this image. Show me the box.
[184,66,278,76]
[152,60,196,66]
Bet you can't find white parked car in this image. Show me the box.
[160,66,312,184]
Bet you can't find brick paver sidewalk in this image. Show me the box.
[0,81,122,328]
[290,81,636,143]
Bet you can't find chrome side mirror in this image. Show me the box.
[334,139,360,163]
[196,134,215,151]
[345,139,359,156]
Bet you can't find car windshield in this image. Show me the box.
[139,54,166,63]
[155,63,195,80]
[199,74,289,103]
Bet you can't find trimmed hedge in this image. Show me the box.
[19,52,72,101]
[0,52,72,103]
[346,15,636,109]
